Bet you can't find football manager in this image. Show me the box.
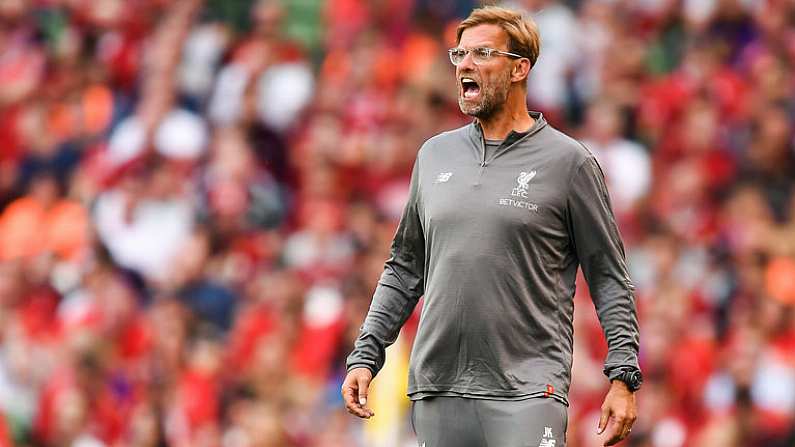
[342,5,642,447]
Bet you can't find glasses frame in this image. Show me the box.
[448,47,525,66]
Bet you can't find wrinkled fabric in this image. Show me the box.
[347,112,640,405]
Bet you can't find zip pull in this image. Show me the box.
[474,161,487,187]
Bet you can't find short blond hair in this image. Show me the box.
[456,6,541,67]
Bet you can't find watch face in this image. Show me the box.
[627,370,643,390]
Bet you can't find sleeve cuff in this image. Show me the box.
[603,349,640,378]
[346,363,378,377]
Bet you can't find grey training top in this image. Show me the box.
[346,111,640,406]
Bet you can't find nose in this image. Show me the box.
[456,50,476,72]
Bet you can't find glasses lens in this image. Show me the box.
[472,48,490,63]
[449,49,465,65]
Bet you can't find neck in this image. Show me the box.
[477,89,534,140]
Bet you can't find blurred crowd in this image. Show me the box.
[0,0,794,446]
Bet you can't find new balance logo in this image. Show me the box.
[434,172,452,183]
[538,426,556,447]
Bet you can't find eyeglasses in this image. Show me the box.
[448,47,524,66]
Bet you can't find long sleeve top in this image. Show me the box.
[346,112,640,405]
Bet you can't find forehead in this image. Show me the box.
[458,23,509,49]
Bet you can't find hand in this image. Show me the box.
[597,380,637,446]
[341,367,375,419]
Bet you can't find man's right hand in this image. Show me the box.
[341,367,375,419]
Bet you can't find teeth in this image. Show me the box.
[461,77,479,99]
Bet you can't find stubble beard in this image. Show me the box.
[458,72,511,120]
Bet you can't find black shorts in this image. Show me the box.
[410,396,568,447]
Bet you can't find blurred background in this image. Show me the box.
[0,0,794,446]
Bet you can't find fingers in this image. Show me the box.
[620,423,633,440]
[357,374,369,406]
[602,411,636,446]
[355,373,375,418]
[341,370,375,419]
[602,419,623,446]
[599,383,637,445]
[597,404,610,435]
[620,412,637,440]
[342,382,361,416]
[601,417,620,446]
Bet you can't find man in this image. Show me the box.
[342,6,641,447]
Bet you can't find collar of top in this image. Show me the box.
[470,111,547,148]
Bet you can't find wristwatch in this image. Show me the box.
[611,368,643,392]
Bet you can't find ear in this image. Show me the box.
[511,58,531,83]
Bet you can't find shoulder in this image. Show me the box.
[422,124,471,150]
[540,124,595,168]
[534,125,607,194]
[415,123,472,161]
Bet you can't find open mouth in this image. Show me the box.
[461,77,480,99]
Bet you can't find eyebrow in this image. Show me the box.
[455,45,496,51]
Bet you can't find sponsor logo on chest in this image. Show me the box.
[499,170,540,211]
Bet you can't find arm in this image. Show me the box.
[342,155,425,418]
[567,154,640,445]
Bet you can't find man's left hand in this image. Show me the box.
[597,380,637,446]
